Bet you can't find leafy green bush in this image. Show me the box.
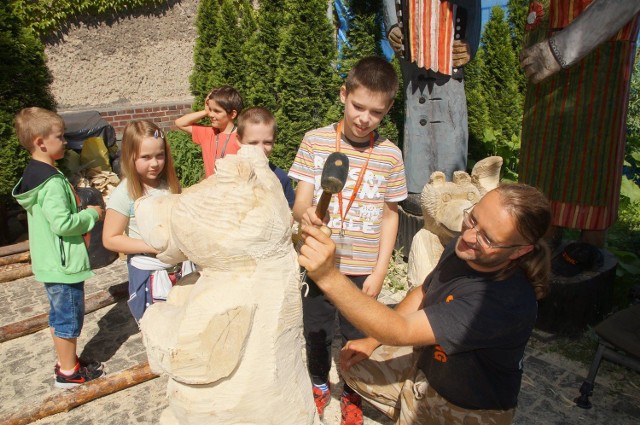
[0,2,55,207]
[608,51,640,312]
[12,0,165,37]
[383,248,408,293]
[625,52,640,187]
[608,198,640,310]
[166,131,204,189]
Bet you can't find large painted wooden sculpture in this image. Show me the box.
[407,156,502,287]
[519,0,640,247]
[135,146,315,424]
[382,0,481,215]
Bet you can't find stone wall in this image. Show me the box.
[44,0,199,136]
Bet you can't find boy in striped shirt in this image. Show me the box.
[289,56,407,425]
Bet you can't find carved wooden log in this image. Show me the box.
[0,251,30,266]
[0,240,29,257]
[138,147,316,424]
[0,362,157,425]
[406,156,503,287]
[0,282,128,343]
[0,264,32,283]
[134,193,186,265]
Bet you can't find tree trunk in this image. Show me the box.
[0,264,32,283]
[0,240,29,257]
[0,362,158,425]
[0,282,128,343]
[0,251,30,266]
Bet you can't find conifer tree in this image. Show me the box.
[329,0,380,125]
[479,7,522,147]
[329,0,402,146]
[336,2,380,72]
[464,47,491,163]
[507,0,529,95]
[241,0,284,111]
[190,0,255,109]
[464,6,523,178]
[384,57,405,149]
[273,0,339,170]
[206,0,246,98]
[507,0,529,53]
[234,0,257,100]
[190,0,219,103]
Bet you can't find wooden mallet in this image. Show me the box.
[292,152,349,260]
[315,152,349,221]
[296,152,349,290]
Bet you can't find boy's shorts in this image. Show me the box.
[45,282,85,339]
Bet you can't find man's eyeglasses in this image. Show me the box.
[462,206,529,249]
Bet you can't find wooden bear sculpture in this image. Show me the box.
[136,146,316,425]
[407,156,503,287]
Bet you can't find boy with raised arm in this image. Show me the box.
[175,85,243,177]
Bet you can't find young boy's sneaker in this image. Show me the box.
[54,364,105,389]
[53,357,104,377]
[313,384,331,417]
[341,391,363,425]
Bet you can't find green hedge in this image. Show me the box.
[12,0,165,36]
[190,0,401,171]
[0,2,56,205]
[167,131,204,188]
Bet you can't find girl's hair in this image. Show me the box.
[494,183,552,300]
[120,120,180,200]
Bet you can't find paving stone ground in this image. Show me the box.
[0,259,638,424]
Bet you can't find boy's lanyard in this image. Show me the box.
[213,125,236,159]
[335,120,375,237]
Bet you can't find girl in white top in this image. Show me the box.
[103,120,182,323]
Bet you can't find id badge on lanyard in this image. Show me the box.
[335,234,353,258]
[333,121,374,256]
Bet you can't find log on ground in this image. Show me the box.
[0,241,29,257]
[0,362,158,425]
[0,251,30,266]
[0,281,128,343]
[0,264,32,283]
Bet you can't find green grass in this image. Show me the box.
[383,248,409,293]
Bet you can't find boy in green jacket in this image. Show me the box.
[12,107,106,388]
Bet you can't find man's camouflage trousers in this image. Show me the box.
[341,345,516,425]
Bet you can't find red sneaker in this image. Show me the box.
[341,391,363,425]
[313,385,331,417]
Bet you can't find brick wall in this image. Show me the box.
[63,100,194,139]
